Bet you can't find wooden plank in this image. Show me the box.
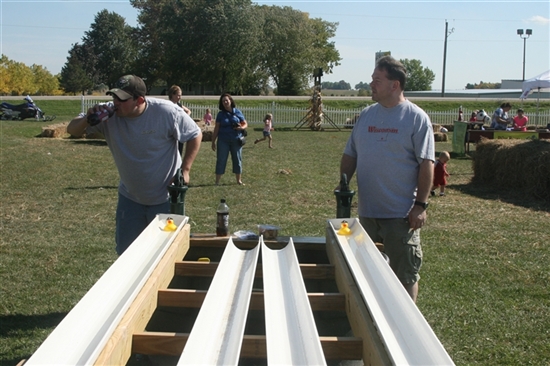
[132,332,362,360]
[174,261,335,279]
[325,226,392,365]
[93,224,191,366]
[157,289,346,311]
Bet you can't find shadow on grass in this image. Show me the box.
[0,312,68,366]
[449,182,550,213]
[68,139,108,147]
[65,186,118,190]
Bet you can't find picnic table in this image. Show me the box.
[453,121,550,155]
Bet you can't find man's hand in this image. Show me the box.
[408,205,427,231]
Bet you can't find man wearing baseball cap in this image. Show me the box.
[106,74,147,101]
[67,74,202,254]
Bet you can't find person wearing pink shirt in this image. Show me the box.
[512,108,528,131]
[203,108,213,126]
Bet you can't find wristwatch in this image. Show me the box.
[414,200,429,210]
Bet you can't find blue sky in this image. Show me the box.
[1,0,548,91]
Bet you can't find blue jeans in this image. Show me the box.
[215,138,242,175]
[115,193,169,255]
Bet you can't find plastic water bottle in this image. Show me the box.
[216,199,229,236]
[87,102,114,126]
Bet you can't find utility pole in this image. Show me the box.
[441,20,454,97]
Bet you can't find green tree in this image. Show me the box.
[60,45,94,95]
[259,6,340,95]
[80,10,138,87]
[128,1,340,95]
[355,81,371,91]
[133,0,263,94]
[130,0,169,88]
[399,58,435,91]
[466,81,501,89]
[322,81,350,90]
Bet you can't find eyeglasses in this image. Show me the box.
[113,95,132,103]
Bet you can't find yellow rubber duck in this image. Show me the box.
[163,218,177,232]
[337,221,351,235]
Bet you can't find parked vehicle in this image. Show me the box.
[0,96,56,121]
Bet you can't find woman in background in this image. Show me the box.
[168,85,191,116]
[211,93,248,185]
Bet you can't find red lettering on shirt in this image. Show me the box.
[368,126,399,133]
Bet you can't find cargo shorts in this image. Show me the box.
[359,217,423,285]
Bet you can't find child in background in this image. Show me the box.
[254,113,273,148]
[203,108,212,126]
[431,151,450,197]
[512,108,528,131]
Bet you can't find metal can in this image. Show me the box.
[87,103,114,126]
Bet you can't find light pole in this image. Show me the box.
[517,29,532,81]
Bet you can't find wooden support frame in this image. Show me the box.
[94,224,191,365]
[132,332,362,360]
[325,226,392,365]
[26,225,452,365]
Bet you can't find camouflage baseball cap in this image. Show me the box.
[107,75,146,100]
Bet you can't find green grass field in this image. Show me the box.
[1,101,549,365]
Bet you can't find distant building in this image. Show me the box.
[501,79,524,89]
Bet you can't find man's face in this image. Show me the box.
[370,68,397,103]
[112,95,140,117]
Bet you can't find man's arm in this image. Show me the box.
[67,113,89,137]
[416,158,434,203]
[338,153,357,189]
[408,159,434,230]
[181,133,202,184]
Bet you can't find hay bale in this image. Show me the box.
[432,124,441,132]
[41,122,69,138]
[472,138,550,200]
[434,132,448,142]
[202,130,213,142]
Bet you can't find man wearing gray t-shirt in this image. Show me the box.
[339,57,434,302]
[67,75,202,254]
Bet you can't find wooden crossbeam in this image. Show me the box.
[189,235,326,251]
[132,332,362,360]
[174,261,335,280]
[157,289,346,311]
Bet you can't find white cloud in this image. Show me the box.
[529,15,550,25]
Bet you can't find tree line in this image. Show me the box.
[322,59,436,92]
[59,0,341,96]
[0,55,61,96]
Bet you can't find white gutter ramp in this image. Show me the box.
[261,237,327,366]
[26,214,188,366]
[178,237,260,365]
[328,218,454,366]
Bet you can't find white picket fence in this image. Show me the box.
[81,98,550,128]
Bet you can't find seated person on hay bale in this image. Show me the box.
[489,102,512,130]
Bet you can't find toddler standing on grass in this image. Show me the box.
[431,151,450,196]
[254,113,273,148]
[203,108,212,126]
